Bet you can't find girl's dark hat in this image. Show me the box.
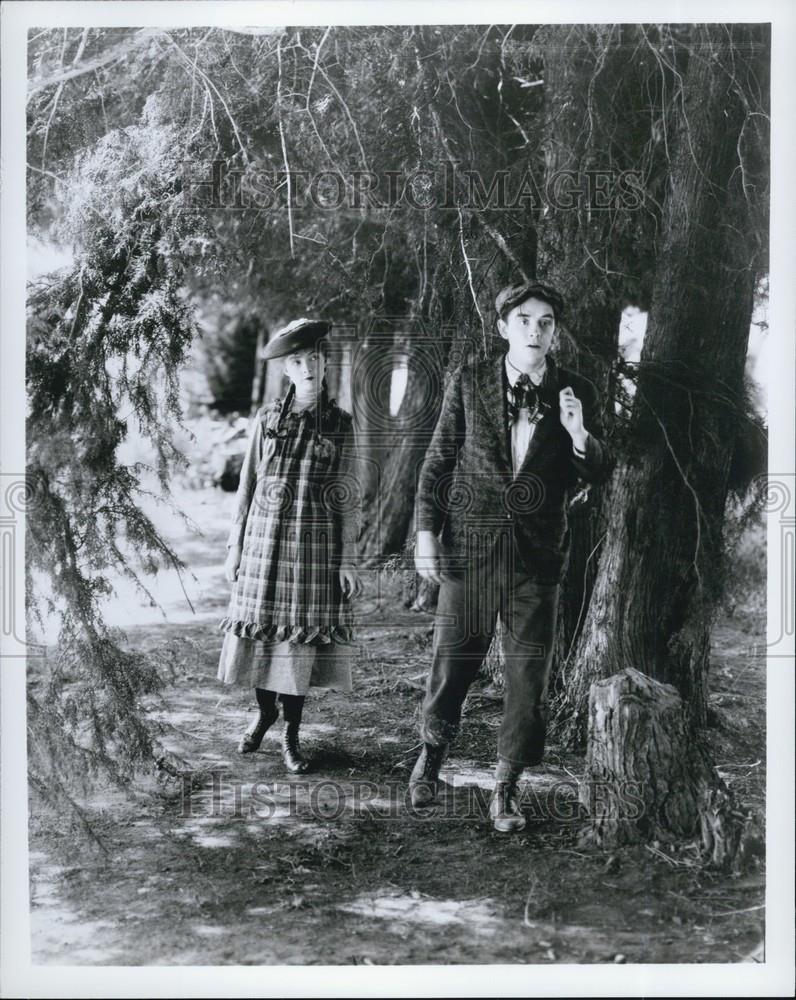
[261,318,331,361]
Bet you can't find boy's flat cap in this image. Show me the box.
[495,281,564,320]
[261,318,331,360]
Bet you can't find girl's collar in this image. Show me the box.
[278,380,336,424]
[278,382,297,424]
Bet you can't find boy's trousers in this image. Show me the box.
[419,532,560,768]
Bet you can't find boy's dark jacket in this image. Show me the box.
[415,351,614,583]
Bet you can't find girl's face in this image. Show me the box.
[284,346,326,393]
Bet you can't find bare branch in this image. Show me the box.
[307,29,370,172]
[160,32,250,164]
[277,36,296,259]
[458,208,487,350]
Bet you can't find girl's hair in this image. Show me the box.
[274,376,333,435]
[283,338,329,364]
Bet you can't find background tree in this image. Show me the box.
[558,24,770,861]
[27,101,217,820]
[198,309,266,414]
[557,23,770,737]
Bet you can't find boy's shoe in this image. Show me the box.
[489,780,526,833]
[409,742,448,807]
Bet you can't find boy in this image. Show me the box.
[412,281,613,831]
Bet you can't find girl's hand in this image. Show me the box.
[339,567,362,600]
[225,544,242,583]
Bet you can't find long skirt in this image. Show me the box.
[217,630,354,696]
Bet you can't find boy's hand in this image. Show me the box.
[224,544,242,583]
[415,530,452,586]
[559,386,588,451]
[339,567,363,600]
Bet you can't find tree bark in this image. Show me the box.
[557,26,769,745]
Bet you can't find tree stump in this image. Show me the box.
[580,668,759,869]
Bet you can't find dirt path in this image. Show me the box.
[28,485,766,965]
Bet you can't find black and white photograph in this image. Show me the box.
[1,0,794,995]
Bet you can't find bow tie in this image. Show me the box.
[507,372,541,422]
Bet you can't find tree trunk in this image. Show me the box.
[580,668,762,869]
[357,334,444,563]
[557,26,769,747]
[250,323,269,413]
[351,332,387,536]
[554,499,602,671]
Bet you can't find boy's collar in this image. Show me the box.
[504,353,548,387]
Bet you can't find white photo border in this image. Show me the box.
[2,1,793,996]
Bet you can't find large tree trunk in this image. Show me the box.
[557,26,769,747]
[356,333,444,563]
[351,331,391,561]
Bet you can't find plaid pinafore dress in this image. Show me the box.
[217,385,358,695]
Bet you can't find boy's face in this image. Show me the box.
[498,296,556,363]
[284,346,326,390]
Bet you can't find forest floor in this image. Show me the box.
[28,484,767,966]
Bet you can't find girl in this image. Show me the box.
[217,318,362,773]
